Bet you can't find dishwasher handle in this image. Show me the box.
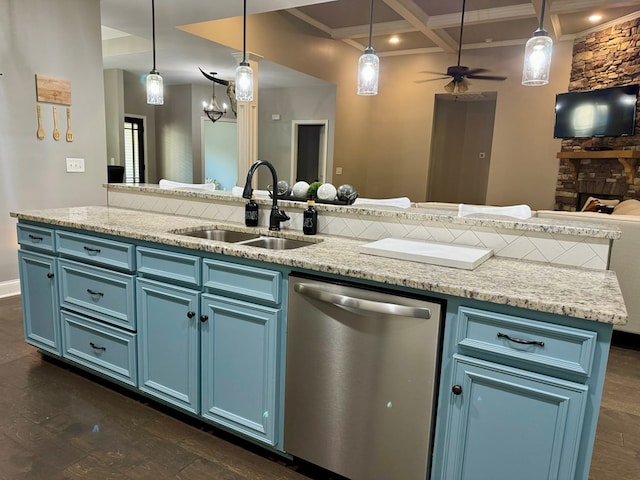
[293,283,431,319]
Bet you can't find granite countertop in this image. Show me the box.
[11,206,627,325]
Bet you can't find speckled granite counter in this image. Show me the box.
[11,206,627,325]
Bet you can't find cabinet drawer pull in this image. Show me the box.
[497,332,544,347]
[83,246,101,254]
[89,342,106,352]
[200,315,209,323]
[86,288,104,297]
[47,272,54,279]
[187,311,196,319]
[28,234,44,242]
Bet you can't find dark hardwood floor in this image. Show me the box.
[1,295,639,479]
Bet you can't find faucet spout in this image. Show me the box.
[242,160,290,231]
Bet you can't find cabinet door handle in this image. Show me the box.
[28,234,43,241]
[90,342,106,352]
[187,311,196,319]
[200,315,209,323]
[83,246,101,254]
[87,289,104,297]
[452,385,463,395]
[47,272,54,279]
[497,332,544,347]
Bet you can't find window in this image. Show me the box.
[124,116,145,183]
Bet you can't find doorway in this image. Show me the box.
[291,120,328,184]
[427,92,497,204]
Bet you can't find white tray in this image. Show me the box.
[360,238,493,270]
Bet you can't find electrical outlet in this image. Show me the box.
[66,157,85,173]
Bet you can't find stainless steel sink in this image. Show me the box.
[238,237,317,250]
[178,229,260,243]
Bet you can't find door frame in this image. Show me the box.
[290,120,329,184]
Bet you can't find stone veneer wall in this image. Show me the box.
[555,17,640,211]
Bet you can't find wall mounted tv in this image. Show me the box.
[553,85,639,139]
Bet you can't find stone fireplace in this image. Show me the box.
[554,17,640,211]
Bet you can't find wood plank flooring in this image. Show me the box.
[1,295,639,479]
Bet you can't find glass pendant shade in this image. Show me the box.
[357,48,379,96]
[522,31,553,86]
[235,62,254,102]
[146,72,164,105]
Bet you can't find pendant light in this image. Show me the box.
[357,0,379,95]
[203,72,227,122]
[235,0,253,101]
[146,0,163,104]
[522,0,553,86]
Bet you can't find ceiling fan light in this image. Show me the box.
[458,80,468,93]
[444,80,455,93]
[522,30,553,86]
[357,48,379,96]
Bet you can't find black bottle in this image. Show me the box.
[303,200,318,235]
[245,195,259,227]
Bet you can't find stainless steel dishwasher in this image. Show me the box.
[284,273,444,480]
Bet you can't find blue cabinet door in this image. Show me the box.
[438,354,588,480]
[200,293,279,446]
[18,250,61,355]
[137,278,200,413]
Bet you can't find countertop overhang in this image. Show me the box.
[11,206,627,325]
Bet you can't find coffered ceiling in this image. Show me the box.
[100,0,640,87]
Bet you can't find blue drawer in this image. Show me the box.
[61,310,137,387]
[203,259,281,306]
[56,230,135,272]
[456,307,597,377]
[58,259,136,331]
[137,246,201,288]
[17,224,56,253]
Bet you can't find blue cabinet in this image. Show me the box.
[440,354,588,480]
[201,293,280,446]
[18,250,60,355]
[137,277,200,413]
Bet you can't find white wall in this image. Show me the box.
[258,85,337,188]
[0,0,107,284]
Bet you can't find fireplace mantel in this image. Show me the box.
[557,150,640,184]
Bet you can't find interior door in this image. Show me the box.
[427,93,497,204]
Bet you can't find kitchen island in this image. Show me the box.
[11,191,627,480]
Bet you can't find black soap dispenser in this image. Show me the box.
[245,195,259,227]
[303,200,318,235]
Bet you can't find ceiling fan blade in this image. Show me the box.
[463,68,489,76]
[418,70,448,76]
[466,74,507,81]
[415,76,451,83]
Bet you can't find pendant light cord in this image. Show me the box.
[367,0,374,49]
[538,0,547,30]
[456,0,466,67]
[242,0,247,63]
[151,0,157,72]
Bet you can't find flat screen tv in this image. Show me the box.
[553,85,639,138]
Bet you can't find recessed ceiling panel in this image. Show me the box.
[443,17,538,44]
[558,6,640,35]
[372,31,438,52]
[296,0,402,29]
[415,0,526,17]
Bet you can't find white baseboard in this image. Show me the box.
[0,279,21,298]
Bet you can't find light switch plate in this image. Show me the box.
[66,157,85,172]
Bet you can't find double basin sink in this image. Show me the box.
[176,228,317,250]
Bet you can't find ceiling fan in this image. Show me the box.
[418,0,507,93]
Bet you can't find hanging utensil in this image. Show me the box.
[36,105,45,140]
[66,107,73,142]
[52,106,60,141]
